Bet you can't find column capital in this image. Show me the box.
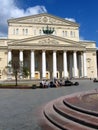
[42,49,46,52]
[53,50,57,52]
[19,49,23,52]
[73,50,77,53]
[8,49,12,51]
[63,50,67,52]
[31,49,35,52]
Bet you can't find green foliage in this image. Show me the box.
[32,84,36,89]
[23,67,30,78]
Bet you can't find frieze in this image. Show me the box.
[19,16,70,25]
[8,44,85,51]
[38,38,59,44]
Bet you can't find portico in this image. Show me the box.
[7,47,87,79]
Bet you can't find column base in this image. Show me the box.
[31,77,35,80]
[42,77,46,80]
[73,76,79,79]
[63,76,69,80]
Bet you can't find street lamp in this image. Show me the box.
[43,25,54,35]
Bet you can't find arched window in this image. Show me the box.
[34,30,36,35]
[70,31,73,37]
[73,31,75,37]
[62,31,64,37]
[26,29,28,35]
[16,28,19,35]
[23,29,25,35]
[23,29,28,35]
[54,30,56,35]
[39,29,41,35]
[65,31,67,37]
[13,28,15,35]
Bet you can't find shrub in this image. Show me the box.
[32,84,36,89]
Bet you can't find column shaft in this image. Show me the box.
[63,51,68,78]
[7,50,12,79]
[73,51,78,77]
[8,50,12,65]
[19,50,23,63]
[31,50,35,78]
[42,50,46,78]
[53,51,57,78]
[83,52,87,77]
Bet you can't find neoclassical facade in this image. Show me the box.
[0,13,97,80]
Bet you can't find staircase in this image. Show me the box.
[39,90,98,130]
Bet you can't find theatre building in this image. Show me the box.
[0,13,97,80]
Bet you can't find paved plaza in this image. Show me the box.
[0,80,98,130]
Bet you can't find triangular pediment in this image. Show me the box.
[8,35,85,48]
[8,13,79,27]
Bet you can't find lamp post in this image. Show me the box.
[43,25,54,35]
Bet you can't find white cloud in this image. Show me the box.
[0,0,47,37]
[65,18,76,22]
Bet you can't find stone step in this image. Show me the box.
[53,97,98,129]
[64,96,98,116]
[38,106,59,130]
[44,100,93,130]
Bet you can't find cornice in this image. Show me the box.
[0,46,8,49]
[8,43,86,51]
[86,48,97,51]
[8,35,84,47]
[7,13,79,27]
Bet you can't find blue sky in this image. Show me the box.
[0,0,98,46]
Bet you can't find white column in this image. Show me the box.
[42,50,46,78]
[53,51,57,78]
[19,50,23,65]
[8,50,12,65]
[7,50,12,79]
[31,50,35,79]
[80,53,83,77]
[19,50,23,78]
[69,54,73,78]
[73,51,78,77]
[83,51,87,77]
[63,51,68,78]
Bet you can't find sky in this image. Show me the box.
[0,0,98,46]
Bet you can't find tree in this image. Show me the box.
[6,60,30,86]
[7,59,20,86]
[23,67,30,78]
